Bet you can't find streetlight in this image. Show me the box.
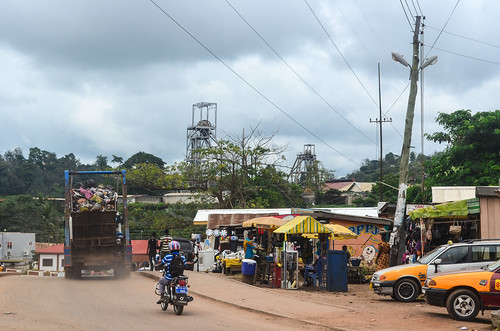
[391,52,410,67]
[388,16,438,266]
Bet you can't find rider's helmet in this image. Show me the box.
[169,240,181,252]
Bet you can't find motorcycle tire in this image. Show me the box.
[174,304,184,315]
[160,300,168,311]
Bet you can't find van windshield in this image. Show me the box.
[419,245,447,264]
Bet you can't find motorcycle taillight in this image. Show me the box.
[178,280,186,286]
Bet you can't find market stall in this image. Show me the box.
[274,216,335,290]
[241,216,289,285]
[408,198,480,260]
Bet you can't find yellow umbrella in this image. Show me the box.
[302,223,358,240]
[242,216,288,230]
[274,215,334,239]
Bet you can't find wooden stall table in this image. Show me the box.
[222,258,242,275]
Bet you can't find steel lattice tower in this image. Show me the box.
[289,144,316,184]
[186,102,217,165]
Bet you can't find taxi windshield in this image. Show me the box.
[487,259,500,272]
[419,245,448,264]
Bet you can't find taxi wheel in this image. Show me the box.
[394,279,419,302]
[446,289,480,321]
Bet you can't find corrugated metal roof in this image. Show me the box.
[432,186,476,203]
[339,182,374,192]
[193,208,292,225]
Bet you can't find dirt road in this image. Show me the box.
[0,274,327,331]
[0,272,494,331]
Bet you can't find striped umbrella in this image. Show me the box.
[273,215,334,237]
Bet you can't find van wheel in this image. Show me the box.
[446,289,480,321]
[394,279,419,302]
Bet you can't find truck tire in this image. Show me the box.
[393,278,419,302]
[114,266,131,279]
[74,265,82,279]
[65,267,73,279]
[446,289,480,321]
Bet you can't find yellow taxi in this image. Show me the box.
[422,259,500,321]
[370,240,500,302]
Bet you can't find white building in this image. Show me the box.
[36,244,64,272]
[0,232,35,262]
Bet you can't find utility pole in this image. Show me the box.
[370,63,392,201]
[389,16,421,267]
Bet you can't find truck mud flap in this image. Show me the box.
[64,246,72,267]
[125,244,132,263]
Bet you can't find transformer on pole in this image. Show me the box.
[186,102,217,165]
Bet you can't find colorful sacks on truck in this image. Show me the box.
[71,183,118,212]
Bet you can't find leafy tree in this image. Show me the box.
[425,109,500,186]
[122,152,165,169]
[0,195,61,242]
[126,163,187,195]
[315,188,345,206]
[94,155,109,170]
[185,127,301,208]
[111,155,124,165]
[128,203,206,239]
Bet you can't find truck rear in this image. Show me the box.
[64,170,132,279]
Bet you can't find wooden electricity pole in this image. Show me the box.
[389,16,421,267]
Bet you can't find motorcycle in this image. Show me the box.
[155,274,194,315]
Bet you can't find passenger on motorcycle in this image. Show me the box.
[156,240,187,304]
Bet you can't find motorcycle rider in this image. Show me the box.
[156,240,187,304]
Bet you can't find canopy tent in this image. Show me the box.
[274,215,334,238]
[409,198,480,220]
[242,216,288,230]
[302,223,358,240]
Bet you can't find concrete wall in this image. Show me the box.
[0,232,36,261]
[38,253,64,272]
[330,220,386,269]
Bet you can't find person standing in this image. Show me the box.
[342,245,351,266]
[243,232,256,259]
[376,229,391,271]
[146,232,158,271]
[159,229,172,260]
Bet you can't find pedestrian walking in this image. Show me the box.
[146,232,158,271]
[159,229,172,260]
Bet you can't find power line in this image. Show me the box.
[148,0,361,167]
[427,45,500,66]
[413,0,424,17]
[425,0,461,57]
[426,25,500,49]
[225,0,376,146]
[404,0,416,22]
[304,0,380,110]
[400,0,414,31]
[350,0,390,60]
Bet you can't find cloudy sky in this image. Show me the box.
[1,0,499,177]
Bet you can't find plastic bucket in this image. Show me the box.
[241,259,256,276]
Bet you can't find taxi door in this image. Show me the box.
[485,270,500,307]
[427,246,470,277]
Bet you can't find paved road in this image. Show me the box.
[0,274,327,331]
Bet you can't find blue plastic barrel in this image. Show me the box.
[241,259,256,276]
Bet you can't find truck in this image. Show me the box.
[63,170,132,279]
